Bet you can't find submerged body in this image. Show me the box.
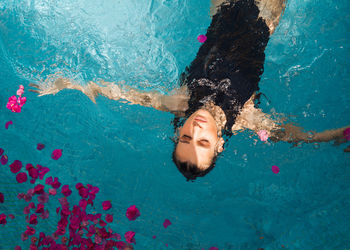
[30,0,349,179]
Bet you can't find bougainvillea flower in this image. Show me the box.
[79,199,88,210]
[102,201,112,210]
[15,246,21,250]
[16,172,28,183]
[36,204,45,214]
[34,184,45,194]
[61,185,72,197]
[90,186,100,194]
[209,247,219,250]
[163,219,172,228]
[29,214,38,225]
[152,235,156,239]
[49,188,57,196]
[0,214,7,225]
[105,214,113,223]
[99,219,107,227]
[28,167,38,179]
[23,206,30,215]
[25,226,36,235]
[9,160,22,173]
[344,127,350,141]
[94,235,102,244]
[51,149,62,160]
[0,154,8,165]
[21,233,28,241]
[5,121,13,129]
[59,197,69,207]
[115,242,127,249]
[257,130,269,141]
[0,148,3,156]
[36,143,45,150]
[126,205,140,221]
[125,231,136,244]
[0,193,4,203]
[51,177,61,189]
[24,194,32,202]
[40,210,49,219]
[28,202,35,209]
[38,192,49,203]
[37,165,50,180]
[75,183,84,190]
[197,34,207,43]
[272,165,280,174]
[78,187,89,199]
[8,214,15,219]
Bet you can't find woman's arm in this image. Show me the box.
[232,95,349,146]
[29,78,189,114]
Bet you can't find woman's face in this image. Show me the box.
[175,109,224,169]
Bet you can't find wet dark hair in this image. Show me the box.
[172,148,218,181]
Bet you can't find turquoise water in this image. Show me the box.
[0,0,349,249]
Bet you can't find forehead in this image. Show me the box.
[175,142,215,169]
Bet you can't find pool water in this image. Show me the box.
[0,0,349,249]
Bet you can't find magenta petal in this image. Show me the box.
[9,160,22,173]
[209,247,219,250]
[8,214,15,219]
[124,231,136,244]
[163,219,172,228]
[0,155,8,165]
[34,184,45,194]
[36,143,45,150]
[0,148,3,156]
[197,34,207,43]
[51,149,62,160]
[272,165,280,174]
[102,201,112,211]
[126,205,140,221]
[5,121,13,129]
[105,214,113,223]
[61,185,72,197]
[49,188,57,196]
[25,226,36,235]
[0,192,4,203]
[29,214,38,225]
[38,192,49,203]
[79,199,87,210]
[0,214,7,225]
[152,235,156,239]
[16,172,28,183]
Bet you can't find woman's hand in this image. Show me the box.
[28,78,72,96]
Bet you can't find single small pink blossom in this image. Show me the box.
[49,188,57,195]
[163,219,172,228]
[38,192,49,203]
[29,214,38,225]
[5,121,13,129]
[36,204,44,214]
[0,214,7,225]
[272,165,280,174]
[15,246,21,250]
[105,214,113,223]
[79,199,87,210]
[61,185,72,197]
[0,193,4,203]
[0,148,3,156]
[197,34,207,43]
[124,231,136,244]
[16,172,28,183]
[21,233,28,241]
[102,201,112,211]
[126,205,140,221]
[36,143,45,150]
[152,235,156,239]
[23,206,30,215]
[25,226,36,235]
[209,247,219,250]
[9,160,22,173]
[0,155,8,165]
[51,177,61,189]
[34,184,45,194]
[8,214,15,219]
[257,130,269,141]
[51,149,62,160]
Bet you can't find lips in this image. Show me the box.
[194,115,207,123]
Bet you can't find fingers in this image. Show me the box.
[29,83,40,88]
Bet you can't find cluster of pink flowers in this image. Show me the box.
[6,85,27,113]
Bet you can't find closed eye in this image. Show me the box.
[179,134,192,143]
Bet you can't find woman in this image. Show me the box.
[30,0,349,180]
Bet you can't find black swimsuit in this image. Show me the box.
[179,0,270,136]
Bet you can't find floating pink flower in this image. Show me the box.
[209,247,219,250]
[51,149,62,160]
[38,192,49,203]
[36,143,45,150]
[34,184,45,194]
[29,214,38,225]
[124,231,136,244]
[126,205,140,221]
[23,206,30,215]
[197,34,207,43]
[61,185,72,197]
[16,172,28,183]
[15,246,21,250]
[37,165,49,180]
[257,130,269,141]
[79,199,87,210]
[10,160,22,173]
[163,219,172,228]
[8,214,14,219]
[152,235,156,239]
[102,201,112,211]
[0,214,7,225]
[25,226,36,235]
[105,214,113,223]
[49,188,57,196]
[0,155,8,165]
[272,165,280,174]
[36,204,44,214]
[5,121,13,129]
[344,127,350,141]
[21,233,28,241]
[0,193,3,203]
[51,177,61,189]
[40,210,49,219]
[0,148,3,156]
